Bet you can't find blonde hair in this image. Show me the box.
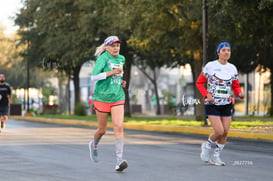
[94,43,107,58]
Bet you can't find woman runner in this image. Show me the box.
[196,42,244,166]
[89,35,128,172]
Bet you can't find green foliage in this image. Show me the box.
[74,103,86,116]
[126,118,273,129]
[42,86,56,104]
[161,90,176,108]
[208,0,273,73]
[231,121,273,129]
[37,114,273,129]
[29,107,40,115]
[127,0,202,68]
[0,29,47,89]
[42,107,58,115]
[13,0,273,78]
[127,119,202,126]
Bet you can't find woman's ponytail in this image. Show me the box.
[94,43,106,58]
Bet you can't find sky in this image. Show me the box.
[0,0,23,35]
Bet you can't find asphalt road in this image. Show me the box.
[0,119,272,181]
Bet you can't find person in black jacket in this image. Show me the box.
[0,74,11,129]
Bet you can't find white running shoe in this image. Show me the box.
[209,154,225,166]
[89,141,99,162]
[200,142,211,162]
[115,159,128,172]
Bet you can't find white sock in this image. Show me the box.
[214,142,225,156]
[205,137,214,149]
[115,140,124,162]
[92,136,101,149]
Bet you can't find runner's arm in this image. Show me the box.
[91,68,122,81]
[196,73,210,98]
[91,72,106,81]
[232,79,243,99]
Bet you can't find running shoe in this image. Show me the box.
[115,159,128,172]
[200,142,211,162]
[209,155,225,166]
[89,141,99,162]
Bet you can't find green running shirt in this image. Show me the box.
[92,51,125,103]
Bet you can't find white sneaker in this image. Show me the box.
[115,159,128,172]
[89,141,99,162]
[209,154,225,166]
[200,143,211,162]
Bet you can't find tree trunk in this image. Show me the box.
[193,51,204,121]
[58,76,66,113]
[123,57,132,117]
[269,66,273,116]
[67,73,71,115]
[121,41,133,117]
[153,68,161,115]
[73,66,81,107]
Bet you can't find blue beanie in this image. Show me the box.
[216,42,231,53]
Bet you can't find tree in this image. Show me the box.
[0,26,47,89]
[15,0,137,115]
[15,0,98,110]
[126,0,204,117]
[35,0,94,106]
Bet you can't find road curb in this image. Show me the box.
[10,116,273,141]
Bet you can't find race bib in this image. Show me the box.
[214,86,230,98]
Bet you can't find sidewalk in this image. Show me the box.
[10,116,273,141]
